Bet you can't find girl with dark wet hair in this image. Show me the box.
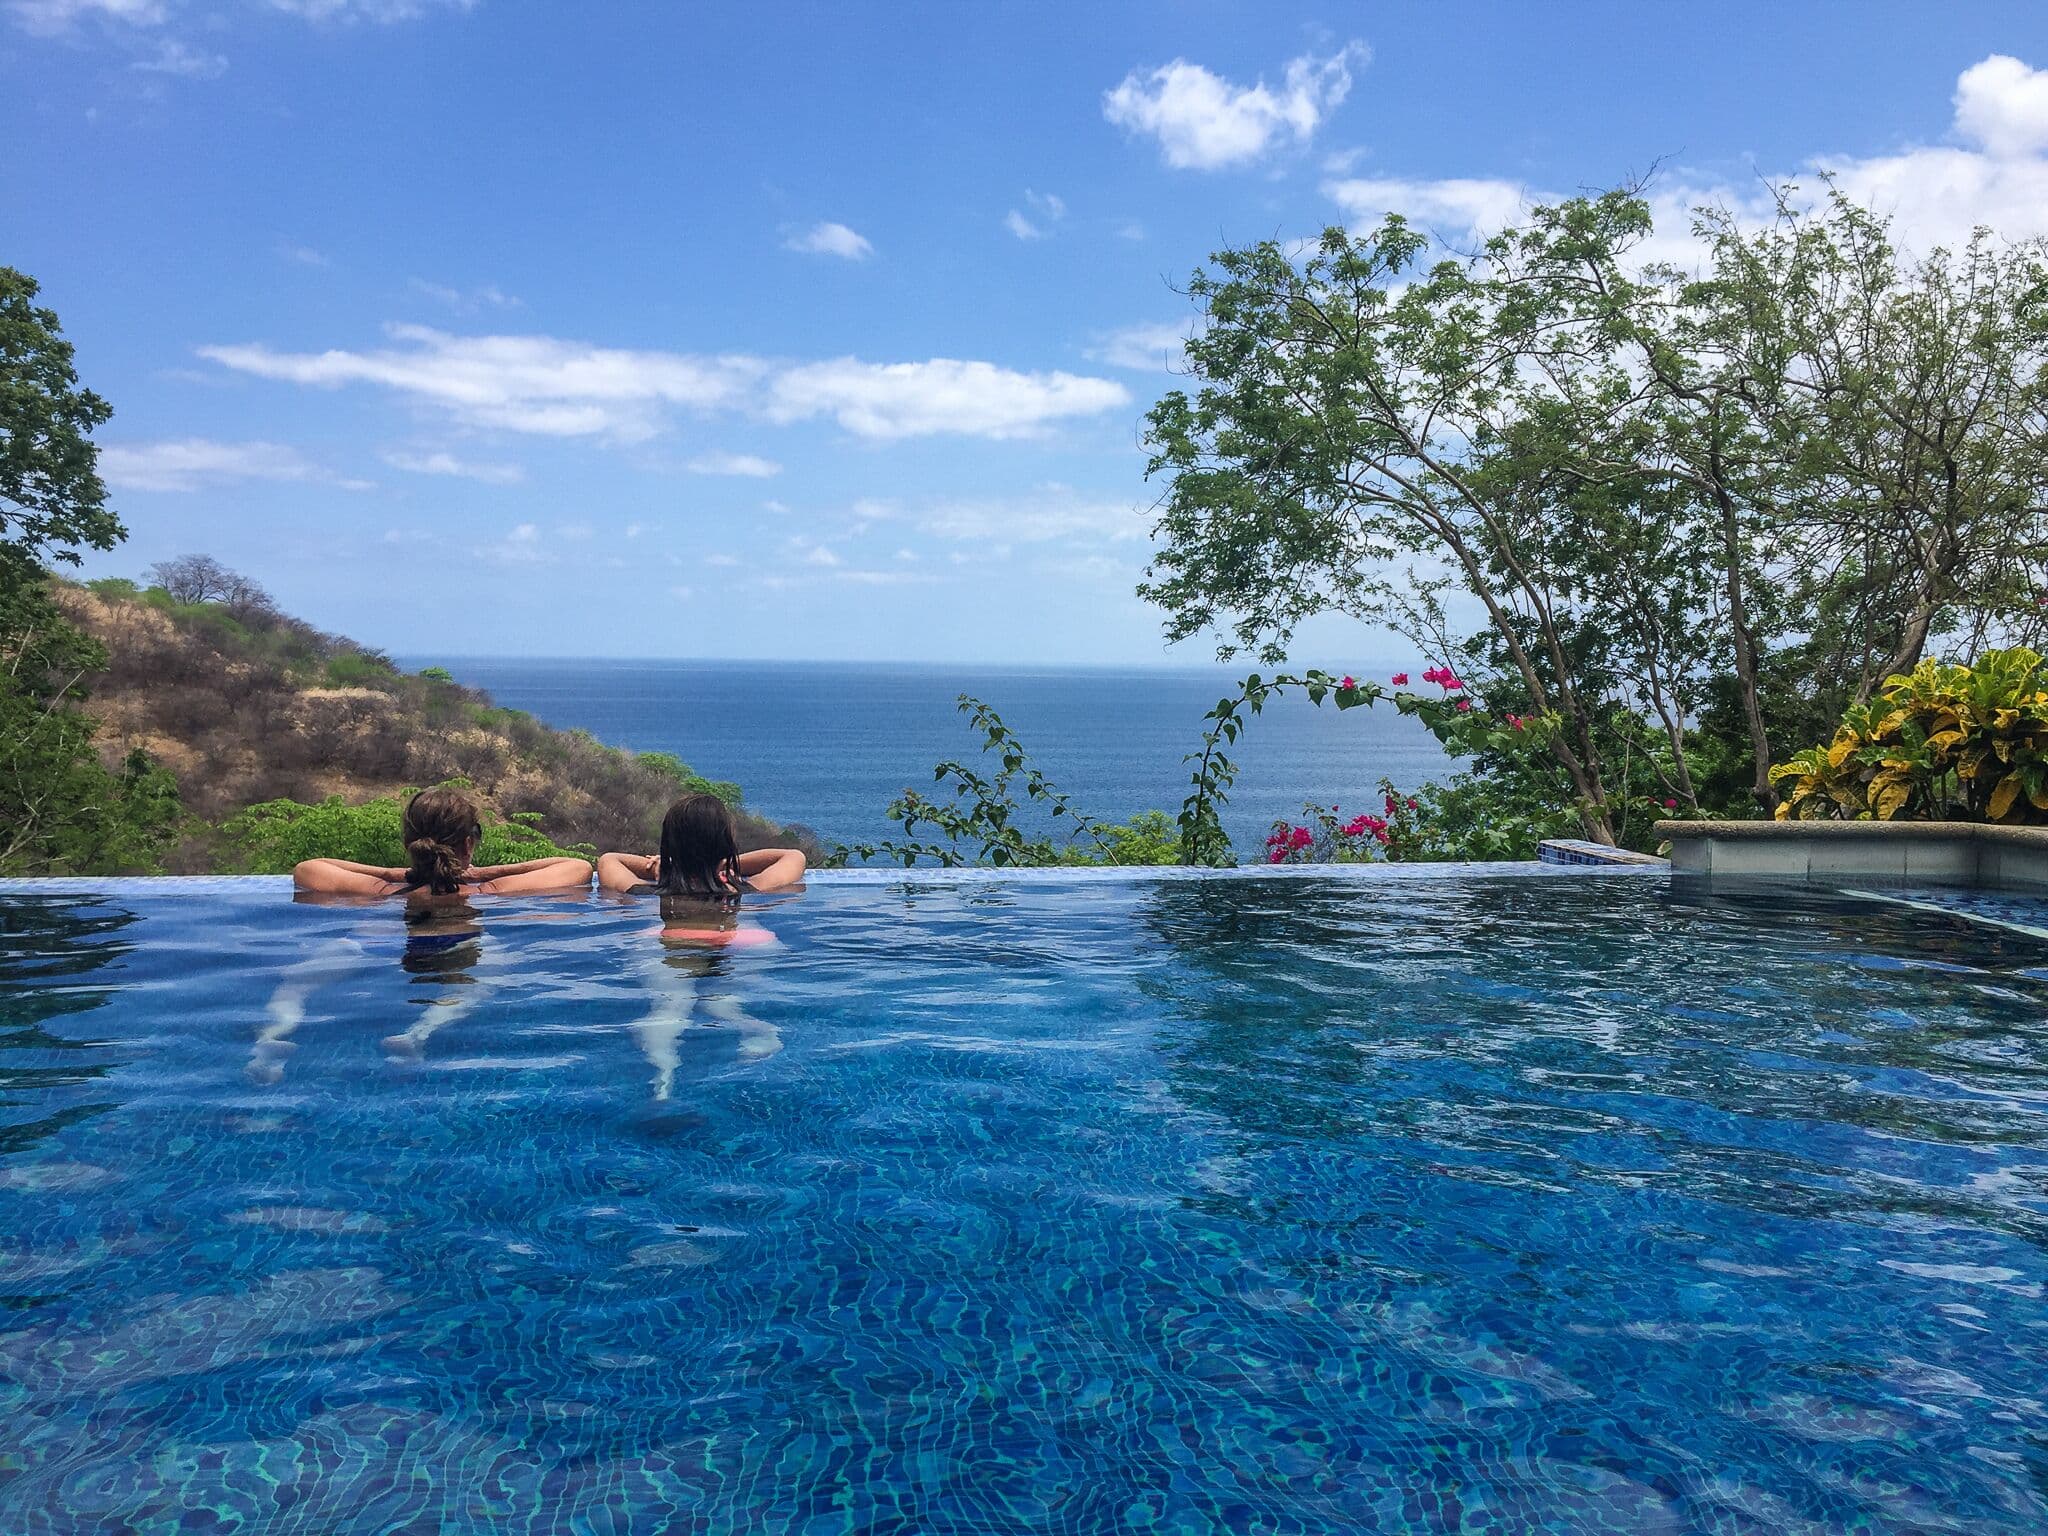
[596,792,807,900]
[291,787,593,897]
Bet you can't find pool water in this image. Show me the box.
[2,870,2046,1533]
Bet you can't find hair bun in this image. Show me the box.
[406,835,464,893]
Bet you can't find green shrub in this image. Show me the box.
[634,750,742,807]
[324,650,398,688]
[418,666,455,685]
[216,782,593,874]
[1772,649,2048,823]
[1069,810,1181,865]
[85,576,139,601]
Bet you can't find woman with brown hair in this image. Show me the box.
[595,792,807,899]
[291,787,593,897]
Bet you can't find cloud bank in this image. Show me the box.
[200,324,1130,443]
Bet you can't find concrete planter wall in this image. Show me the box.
[1656,819,2048,890]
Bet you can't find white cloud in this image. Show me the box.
[854,486,1148,546]
[757,565,939,592]
[132,36,222,74]
[768,358,1129,440]
[6,0,469,37]
[1006,189,1066,239]
[1086,319,1197,373]
[265,0,476,21]
[202,326,1131,444]
[1103,42,1367,170]
[1953,54,2048,157]
[1034,552,1137,585]
[409,277,520,314]
[278,241,330,267]
[1322,176,1528,243]
[685,450,781,478]
[200,323,765,442]
[831,568,936,587]
[99,437,358,493]
[785,221,874,260]
[802,544,841,567]
[915,488,1148,545]
[704,552,741,567]
[5,0,163,35]
[481,522,550,566]
[381,448,523,484]
[1322,55,2048,266]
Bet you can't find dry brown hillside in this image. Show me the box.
[55,579,814,871]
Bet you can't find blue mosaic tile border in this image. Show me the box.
[1538,839,1668,868]
[0,861,1658,896]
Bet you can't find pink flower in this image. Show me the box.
[1662,798,1679,811]
[1390,672,1409,686]
[1385,794,1398,815]
[1268,849,1287,864]
[1407,797,1419,810]
[1340,675,1356,690]
[1455,698,1472,712]
[1441,674,1465,692]
[1344,815,1370,837]
[1373,827,1390,845]
[1506,713,1525,730]
[1289,826,1313,850]
[1421,666,1445,686]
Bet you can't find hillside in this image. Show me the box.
[52,573,816,873]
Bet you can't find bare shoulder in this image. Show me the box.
[292,859,401,897]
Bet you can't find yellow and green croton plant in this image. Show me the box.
[1770,649,2048,823]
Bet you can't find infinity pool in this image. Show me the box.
[1,869,2045,1533]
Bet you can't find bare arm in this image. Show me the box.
[596,852,659,893]
[472,856,594,894]
[736,847,807,892]
[293,858,406,895]
[468,858,593,879]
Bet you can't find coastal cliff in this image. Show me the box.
[51,576,814,873]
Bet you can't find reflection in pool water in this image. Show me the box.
[1,870,2046,1533]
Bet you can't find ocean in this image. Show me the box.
[403,658,1451,858]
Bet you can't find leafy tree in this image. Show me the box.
[0,268,119,570]
[147,553,276,616]
[0,269,180,873]
[1140,186,2048,845]
[0,560,180,872]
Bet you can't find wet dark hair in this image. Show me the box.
[656,793,742,900]
[403,787,482,896]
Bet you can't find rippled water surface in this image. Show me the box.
[2,871,2046,1533]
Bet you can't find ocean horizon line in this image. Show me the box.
[398,654,1423,675]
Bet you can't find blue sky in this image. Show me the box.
[9,2,2048,663]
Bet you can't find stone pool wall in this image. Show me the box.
[1657,819,2048,891]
